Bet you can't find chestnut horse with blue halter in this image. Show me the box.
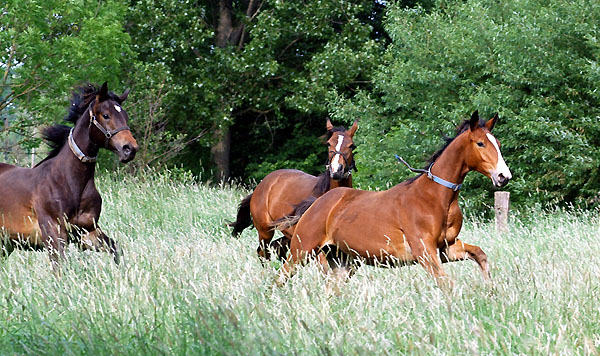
[0,82,138,267]
[276,111,511,286]
[229,119,358,260]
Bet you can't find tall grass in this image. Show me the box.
[0,169,599,355]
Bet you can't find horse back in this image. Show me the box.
[0,162,16,175]
[250,169,319,230]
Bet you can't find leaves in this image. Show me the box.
[353,0,600,210]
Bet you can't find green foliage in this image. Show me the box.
[351,0,600,210]
[0,0,132,149]
[126,0,384,177]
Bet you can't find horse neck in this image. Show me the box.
[406,134,469,211]
[329,175,352,189]
[53,108,98,185]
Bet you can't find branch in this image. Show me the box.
[277,37,301,59]
[1,39,16,88]
[146,129,208,166]
[0,80,46,112]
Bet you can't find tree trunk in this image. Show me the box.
[210,0,260,182]
[211,0,234,182]
[211,128,231,182]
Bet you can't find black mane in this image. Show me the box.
[406,119,485,183]
[36,84,123,166]
[312,171,331,196]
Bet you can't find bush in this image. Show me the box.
[345,0,600,212]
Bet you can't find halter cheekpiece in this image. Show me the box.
[395,154,462,191]
[88,103,130,148]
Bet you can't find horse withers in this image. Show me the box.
[229,119,358,260]
[0,82,138,267]
[277,111,511,287]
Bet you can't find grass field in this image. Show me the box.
[0,170,599,355]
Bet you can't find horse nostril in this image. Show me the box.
[123,144,132,155]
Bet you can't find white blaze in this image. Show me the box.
[114,105,122,112]
[330,135,345,173]
[486,133,512,179]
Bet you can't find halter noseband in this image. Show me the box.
[326,150,356,179]
[395,154,462,191]
[88,102,130,148]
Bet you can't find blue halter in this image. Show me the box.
[394,154,462,192]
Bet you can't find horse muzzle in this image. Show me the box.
[330,170,344,180]
[117,143,138,163]
[491,171,511,188]
[110,130,139,163]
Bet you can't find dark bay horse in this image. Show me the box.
[276,111,511,286]
[229,119,358,260]
[0,82,138,266]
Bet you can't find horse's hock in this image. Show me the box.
[494,191,510,233]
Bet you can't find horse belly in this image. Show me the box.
[0,211,43,247]
[331,212,415,265]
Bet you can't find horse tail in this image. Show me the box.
[270,196,317,231]
[228,193,253,237]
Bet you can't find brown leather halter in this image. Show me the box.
[88,101,130,148]
[68,101,131,164]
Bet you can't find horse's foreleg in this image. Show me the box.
[38,214,67,270]
[440,239,490,280]
[410,238,452,289]
[80,228,121,264]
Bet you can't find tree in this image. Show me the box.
[346,0,600,210]
[0,0,132,152]
[127,0,384,182]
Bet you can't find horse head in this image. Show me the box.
[88,82,138,163]
[464,110,512,187]
[325,118,358,181]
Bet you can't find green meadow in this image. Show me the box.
[0,170,598,355]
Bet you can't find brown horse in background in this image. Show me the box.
[0,82,138,267]
[229,119,358,260]
[276,111,511,286]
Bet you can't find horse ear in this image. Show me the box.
[98,81,109,101]
[469,110,479,131]
[348,119,359,137]
[485,112,498,132]
[119,88,130,102]
[326,118,333,132]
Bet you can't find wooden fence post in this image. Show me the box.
[495,191,510,234]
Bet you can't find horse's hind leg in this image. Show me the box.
[256,226,275,260]
[440,239,490,280]
[268,236,291,261]
[0,238,14,260]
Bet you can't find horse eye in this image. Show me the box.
[477,142,485,147]
[102,114,109,120]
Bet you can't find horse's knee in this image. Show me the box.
[469,246,487,263]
